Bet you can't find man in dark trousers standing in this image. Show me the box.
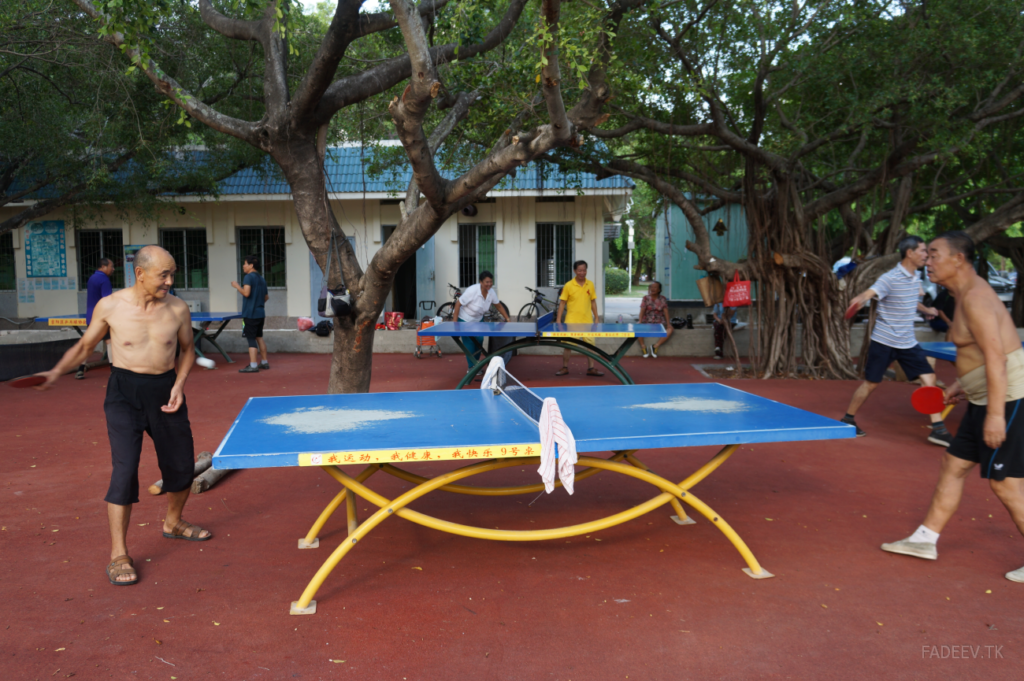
[231,254,269,373]
[77,257,115,379]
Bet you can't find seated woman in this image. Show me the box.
[637,280,672,358]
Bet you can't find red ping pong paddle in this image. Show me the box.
[8,374,47,389]
[911,386,946,415]
[844,301,862,320]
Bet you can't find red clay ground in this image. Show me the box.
[2,351,1022,680]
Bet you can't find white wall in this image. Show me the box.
[3,191,620,321]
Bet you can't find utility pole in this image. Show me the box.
[627,220,635,293]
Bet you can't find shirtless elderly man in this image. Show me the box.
[882,232,1024,583]
[38,245,209,586]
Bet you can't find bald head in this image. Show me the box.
[133,245,176,298]
[135,245,174,273]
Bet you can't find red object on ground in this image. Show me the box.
[384,311,405,330]
[296,316,314,332]
[8,374,46,388]
[5,353,1022,679]
[911,385,946,414]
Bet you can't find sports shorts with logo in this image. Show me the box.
[947,398,1024,480]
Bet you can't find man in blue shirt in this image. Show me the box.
[231,254,269,373]
[77,258,115,379]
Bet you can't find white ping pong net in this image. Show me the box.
[492,365,577,494]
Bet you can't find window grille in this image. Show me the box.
[238,227,286,287]
[0,232,14,290]
[78,230,125,289]
[535,223,574,287]
[458,224,495,287]
[160,229,209,289]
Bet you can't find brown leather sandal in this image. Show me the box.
[162,519,212,542]
[586,368,605,377]
[106,555,138,586]
[555,367,569,376]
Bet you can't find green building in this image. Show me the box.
[655,200,748,303]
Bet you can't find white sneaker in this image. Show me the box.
[642,346,650,358]
[1006,566,1024,583]
[714,347,723,359]
[881,538,938,560]
[650,346,658,358]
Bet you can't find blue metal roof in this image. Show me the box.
[8,147,632,202]
[219,146,633,195]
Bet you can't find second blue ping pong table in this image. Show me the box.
[38,312,242,364]
[420,310,667,388]
[213,379,854,614]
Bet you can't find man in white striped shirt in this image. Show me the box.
[842,236,948,446]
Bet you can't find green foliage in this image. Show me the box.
[0,1,263,233]
[604,266,628,294]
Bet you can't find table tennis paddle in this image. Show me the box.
[844,301,862,320]
[8,375,47,389]
[911,386,946,414]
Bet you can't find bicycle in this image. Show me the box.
[437,282,509,322]
[517,286,558,321]
[436,283,461,321]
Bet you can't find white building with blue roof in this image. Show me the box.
[0,146,632,324]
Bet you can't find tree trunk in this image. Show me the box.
[274,139,385,394]
[744,173,857,380]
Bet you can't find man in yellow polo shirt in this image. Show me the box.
[555,260,604,377]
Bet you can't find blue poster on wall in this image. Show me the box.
[25,221,67,277]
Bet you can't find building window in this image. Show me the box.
[78,230,125,289]
[536,223,574,287]
[0,232,14,290]
[238,227,286,288]
[160,229,209,290]
[458,224,495,287]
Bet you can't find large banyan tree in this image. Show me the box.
[552,0,1024,378]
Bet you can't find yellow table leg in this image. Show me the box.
[679,445,740,490]
[345,483,358,536]
[299,464,377,548]
[291,450,772,614]
[625,452,694,525]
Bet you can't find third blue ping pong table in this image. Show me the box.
[213,380,854,614]
[420,310,667,388]
[37,312,242,364]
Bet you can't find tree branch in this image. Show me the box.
[71,0,257,144]
[315,0,529,124]
[198,0,260,41]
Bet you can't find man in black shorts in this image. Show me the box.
[840,236,948,446]
[882,232,1024,584]
[231,254,270,373]
[38,245,209,586]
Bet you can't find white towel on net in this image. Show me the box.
[537,397,578,494]
[480,356,506,392]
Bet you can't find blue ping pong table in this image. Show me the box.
[37,312,242,364]
[921,340,1024,363]
[421,310,667,388]
[920,342,957,363]
[213,382,854,615]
